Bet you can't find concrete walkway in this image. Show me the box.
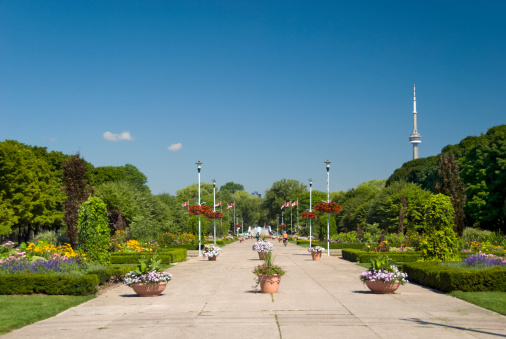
[3,240,506,339]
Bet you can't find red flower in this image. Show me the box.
[234,224,241,228]
[313,202,342,214]
[279,224,286,227]
[300,211,318,219]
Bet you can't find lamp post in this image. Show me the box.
[309,178,313,248]
[325,160,331,256]
[212,179,216,245]
[196,161,203,256]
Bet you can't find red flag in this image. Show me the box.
[292,200,298,207]
[181,201,189,207]
[281,202,286,210]
[226,202,235,211]
[214,201,221,208]
[287,201,291,208]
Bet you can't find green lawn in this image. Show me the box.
[0,295,95,335]
[449,291,506,316]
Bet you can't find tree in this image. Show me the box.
[262,179,306,226]
[219,182,244,194]
[459,125,506,230]
[89,163,148,191]
[366,182,433,233]
[78,196,110,264]
[62,153,91,247]
[335,180,385,232]
[435,153,467,235]
[0,141,64,239]
[419,194,460,262]
[385,156,439,192]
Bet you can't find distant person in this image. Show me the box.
[283,231,288,246]
[256,232,260,241]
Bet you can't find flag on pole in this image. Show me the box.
[281,202,286,210]
[181,201,189,207]
[292,200,298,207]
[287,201,291,208]
[214,201,222,208]
[226,202,235,211]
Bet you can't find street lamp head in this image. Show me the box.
[212,179,216,187]
[309,178,313,186]
[196,161,203,172]
[324,160,331,171]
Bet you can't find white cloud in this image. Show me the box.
[103,131,133,141]
[168,142,183,151]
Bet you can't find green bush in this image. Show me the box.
[110,249,187,265]
[78,197,111,265]
[297,240,367,249]
[87,266,136,285]
[342,249,365,262]
[0,274,98,296]
[403,262,506,292]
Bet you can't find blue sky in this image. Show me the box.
[1,1,505,196]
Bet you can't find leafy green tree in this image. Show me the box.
[317,214,337,240]
[366,182,433,233]
[219,182,244,194]
[386,156,439,192]
[89,164,148,191]
[262,179,306,226]
[62,153,91,247]
[435,153,467,235]
[336,180,385,232]
[419,194,460,262]
[78,196,111,264]
[0,141,64,239]
[459,125,506,230]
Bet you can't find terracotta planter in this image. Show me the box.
[364,280,401,294]
[311,251,322,261]
[257,252,266,260]
[131,282,167,297]
[278,239,282,243]
[240,240,244,243]
[259,274,281,293]
[207,256,217,261]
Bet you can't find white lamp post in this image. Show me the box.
[309,178,313,248]
[212,179,216,245]
[325,160,331,256]
[196,161,203,256]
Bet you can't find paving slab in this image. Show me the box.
[2,239,506,339]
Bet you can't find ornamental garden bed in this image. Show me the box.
[111,248,187,264]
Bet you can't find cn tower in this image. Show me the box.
[409,85,421,159]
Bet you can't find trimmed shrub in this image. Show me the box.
[403,262,506,292]
[87,266,136,284]
[0,274,98,295]
[110,249,187,265]
[342,249,364,262]
[297,240,367,249]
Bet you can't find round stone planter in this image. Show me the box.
[258,274,281,293]
[131,282,167,297]
[311,251,322,261]
[364,280,401,294]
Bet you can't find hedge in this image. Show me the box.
[111,248,187,264]
[403,262,506,292]
[341,249,423,263]
[297,240,369,249]
[0,273,99,296]
[87,266,136,285]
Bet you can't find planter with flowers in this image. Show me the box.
[252,240,274,260]
[313,202,342,214]
[253,251,285,293]
[359,256,408,294]
[123,256,172,297]
[307,246,325,261]
[202,244,221,261]
[301,211,318,219]
[239,237,245,243]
